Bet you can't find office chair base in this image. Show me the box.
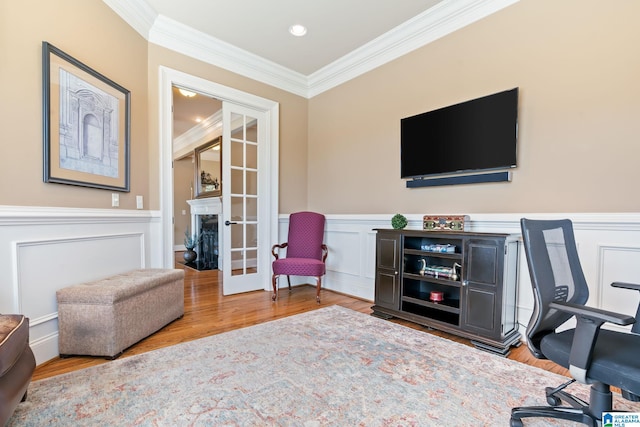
[511,381,612,427]
[510,406,596,427]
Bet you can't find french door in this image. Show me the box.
[160,67,278,294]
[221,102,269,295]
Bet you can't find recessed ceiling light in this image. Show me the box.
[289,24,307,37]
[178,88,196,98]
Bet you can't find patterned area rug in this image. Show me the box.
[9,306,640,426]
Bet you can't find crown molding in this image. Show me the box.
[102,0,519,99]
[173,110,222,159]
[306,0,519,97]
[149,15,311,98]
[102,0,157,39]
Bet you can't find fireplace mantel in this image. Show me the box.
[187,197,222,216]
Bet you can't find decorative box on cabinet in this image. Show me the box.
[372,229,521,355]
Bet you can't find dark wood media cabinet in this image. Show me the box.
[372,228,521,355]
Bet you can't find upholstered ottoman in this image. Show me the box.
[0,315,35,426]
[56,268,185,359]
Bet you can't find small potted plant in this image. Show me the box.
[183,228,200,263]
[391,213,408,230]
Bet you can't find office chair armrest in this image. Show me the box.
[271,243,288,260]
[611,282,640,335]
[550,301,635,326]
[611,282,640,292]
[321,244,328,262]
[550,301,636,383]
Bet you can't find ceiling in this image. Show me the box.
[145,0,444,76]
[103,0,519,97]
[136,0,518,141]
[172,87,221,137]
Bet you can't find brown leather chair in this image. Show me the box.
[0,314,35,425]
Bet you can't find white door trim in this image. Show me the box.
[158,66,279,292]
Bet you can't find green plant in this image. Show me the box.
[184,228,200,249]
[391,213,408,229]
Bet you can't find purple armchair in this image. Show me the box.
[272,211,328,303]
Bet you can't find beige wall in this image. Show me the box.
[146,44,309,212]
[308,0,640,214]
[0,0,309,214]
[0,0,149,209]
[4,0,639,216]
[173,156,193,245]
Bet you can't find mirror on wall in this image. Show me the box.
[195,136,222,198]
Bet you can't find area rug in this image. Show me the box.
[9,306,640,426]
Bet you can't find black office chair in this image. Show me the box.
[511,218,640,427]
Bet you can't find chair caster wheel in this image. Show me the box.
[547,395,561,406]
[510,417,523,427]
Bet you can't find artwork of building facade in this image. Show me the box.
[58,68,119,178]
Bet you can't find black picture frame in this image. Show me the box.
[42,41,131,191]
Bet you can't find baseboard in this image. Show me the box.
[30,332,60,366]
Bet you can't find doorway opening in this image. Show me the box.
[171,85,222,271]
[159,66,279,295]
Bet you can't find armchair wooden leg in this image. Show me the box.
[272,274,278,301]
[316,276,322,304]
[287,275,292,292]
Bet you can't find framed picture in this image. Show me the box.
[194,137,222,198]
[42,41,130,191]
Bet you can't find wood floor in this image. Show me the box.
[33,255,569,381]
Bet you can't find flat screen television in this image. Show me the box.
[400,88,518,180]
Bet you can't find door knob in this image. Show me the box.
[224,220,238,226]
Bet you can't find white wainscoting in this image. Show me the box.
[0,206,163,365]
[4,207,639,365]
[279,213,640,335]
